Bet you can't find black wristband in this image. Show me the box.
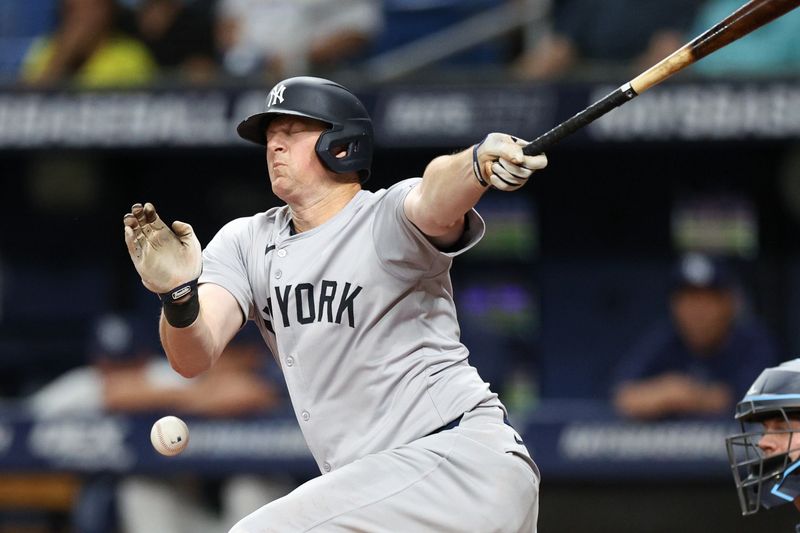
[472,141,489,187]
[158,279,198,303]
[160,279,200,328]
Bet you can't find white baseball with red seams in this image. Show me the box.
[150,415,189,456]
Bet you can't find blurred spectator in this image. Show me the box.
[26,313,295,533]
[611,253,779,420]
[514,0,702,80]
[688,0,800,77]
[20,0,157,88]
[129,0,218,83]
[215,0,382,78]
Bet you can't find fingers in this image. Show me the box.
[123,212,139,230]
[131,202,160,226]
[131,203,146,227]
[123,224,140,258]
[143,202,157,223]
[129,202,169,242]
[123,212,144,256]
[482,133,535,167]
[490,161,526,191]
[490,154,547,190]
[508,136,547,170]
[523,153,548,171]
[172,220,193,239]
[496,158,534,180]
[492,140,525,166]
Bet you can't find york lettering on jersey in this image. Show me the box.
[262,280,363,328]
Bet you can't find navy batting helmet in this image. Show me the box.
[726,359,800,515]
[237,76,373,183]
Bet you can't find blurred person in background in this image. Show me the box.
[611,253,779,420]
[26,313,295,533]
[214,0,382,78]
[128,0,218,84]
[514,0,703,80]
[687,0,800,77]
[19,0,157,88]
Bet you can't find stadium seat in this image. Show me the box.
[0,0,57,75]
[373,0,509,65]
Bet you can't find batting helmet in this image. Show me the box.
[726,359,800,515]
[237,76,374,183]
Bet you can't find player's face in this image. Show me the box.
[265,116,329,199]
[758,417,800,461]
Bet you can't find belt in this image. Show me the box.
[427,414,464,437]
[426,414,517,438]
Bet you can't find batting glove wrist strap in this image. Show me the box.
[160,279,200,328]
[472,140,489,187]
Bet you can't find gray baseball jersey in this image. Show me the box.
[199,177,503,473]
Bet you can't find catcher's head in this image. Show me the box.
[237,76,373,184]
[726,359,800,515]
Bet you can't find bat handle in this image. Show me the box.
[522,83,639,156]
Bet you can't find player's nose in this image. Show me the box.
[266,132,287,152]
[757,434,779,456]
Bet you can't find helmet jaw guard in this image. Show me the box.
[237,76,373,183]
[727,359,800,515]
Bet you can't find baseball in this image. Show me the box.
[150,415,189,456]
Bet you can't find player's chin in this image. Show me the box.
[269,177,296,203]
[268,170,285,188]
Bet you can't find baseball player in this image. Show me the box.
[727,358,800,523]
[123,76,547,532]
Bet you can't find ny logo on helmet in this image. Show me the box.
[267,84,286,107]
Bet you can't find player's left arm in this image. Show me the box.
[404,133,547,248]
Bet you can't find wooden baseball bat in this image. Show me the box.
[522,0,800,156]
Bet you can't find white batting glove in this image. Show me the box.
[123,202,202,295]
[472,133,548,191]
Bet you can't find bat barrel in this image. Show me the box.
[629,0,800,94]
[690,0,800,61]
[523,0,800,156]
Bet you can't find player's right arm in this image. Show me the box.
[404,133,547,248]
[123,202,241,377]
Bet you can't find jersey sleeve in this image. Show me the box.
[372,178,485,280]
[198,217,254,323]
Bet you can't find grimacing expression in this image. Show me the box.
[265,116,329,193]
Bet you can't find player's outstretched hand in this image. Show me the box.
[474,133,548,191]
[123,202,202,295]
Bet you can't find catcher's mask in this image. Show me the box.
[237,76,373,183]
[726,359,800,515]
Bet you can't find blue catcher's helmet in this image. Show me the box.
[726,359,800,515]
[237,76,374,183]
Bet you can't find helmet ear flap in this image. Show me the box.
[315,121,373,183]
